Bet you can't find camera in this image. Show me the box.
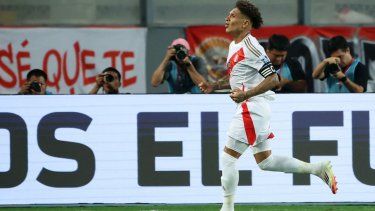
[173,44,188,61]
[104,74,114,83]
[325,63,341,74]
[29,82,41,92]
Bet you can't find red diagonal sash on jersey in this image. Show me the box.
[226,48,245,75]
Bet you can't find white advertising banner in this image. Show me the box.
[0,94,374,204]
[0,27,146,94]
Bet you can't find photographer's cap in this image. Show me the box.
[171,38,191,53]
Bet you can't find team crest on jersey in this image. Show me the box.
[226,48,245,74]
[260,54,270,64]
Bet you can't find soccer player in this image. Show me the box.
[199,1,338,210]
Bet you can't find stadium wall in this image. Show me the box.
[1,26,374,94]
[0,94,374,204]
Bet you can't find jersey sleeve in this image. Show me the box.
[243,36,275,78]
[258,55,276,78]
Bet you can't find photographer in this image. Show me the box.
[312,36,367,93]
[266,34,307,93]
[18,69,51,95]
[151,38,207,94]
[89,67,121,94]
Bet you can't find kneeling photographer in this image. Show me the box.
[18,69,51,95]
[151,38,207,94]
[89,67,121,94]
[312,36,367,93]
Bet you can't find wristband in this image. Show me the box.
[340,76,347,83]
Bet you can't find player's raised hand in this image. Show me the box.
[230,88,247,103]
[198,82,214,94]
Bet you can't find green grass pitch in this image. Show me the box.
[0,204,375,211]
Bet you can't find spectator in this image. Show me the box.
[18,69,52,95]
[89,67,121,94]
[151,38,207,94]
[266,34,307,93]
[312,35,367,93]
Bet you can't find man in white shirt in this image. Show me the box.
[199,1,337,210]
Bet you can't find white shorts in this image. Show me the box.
[225,136,272,155]
[227,96,275,146]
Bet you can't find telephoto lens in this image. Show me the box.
[326,63,341,74]
[173,44,188,61]
[104,74,114,83]
[29,82,41,92]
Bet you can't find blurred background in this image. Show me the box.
[0,0,373,94]
[1,0,374,26]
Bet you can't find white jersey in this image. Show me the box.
[226,33,276,146]
[226,33,275,99]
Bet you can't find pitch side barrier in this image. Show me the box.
[0,94,373,204]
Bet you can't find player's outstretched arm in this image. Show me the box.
[230,73,279,103]
[199,75,230,93]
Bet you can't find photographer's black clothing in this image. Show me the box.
[275,58,306,93]
[164,56,206,94]
[322,59,367,93]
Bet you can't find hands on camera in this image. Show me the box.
[19,82,32,94]
[95,73,115,87]
[93,73,117,94]
[90,67,121,94]
[325,57,341,65]
[19,81,46,95]
[165,46,176,60]
[324,57,345,79]
[165,44,189,65]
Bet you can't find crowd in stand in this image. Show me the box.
[17,35,368,95]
